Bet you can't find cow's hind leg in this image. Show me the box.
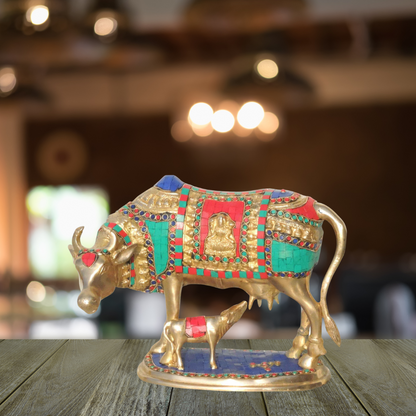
[286,308,310,359]
[271,276,325,369]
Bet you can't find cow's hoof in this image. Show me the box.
[298,353,318,369]
[286,347,303,359]
[150,339,166,354]
[210,364,218,370]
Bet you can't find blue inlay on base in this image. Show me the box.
[152,348,304,375]
[139,348,330,391]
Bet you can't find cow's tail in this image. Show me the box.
[315,202,347,347]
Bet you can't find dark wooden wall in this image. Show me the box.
[26,101,416,261]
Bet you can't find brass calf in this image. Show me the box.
[158,301,247,370]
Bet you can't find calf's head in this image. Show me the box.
[69,226,137,314]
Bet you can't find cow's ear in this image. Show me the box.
[68,244,77,260]
[113,244,138,265]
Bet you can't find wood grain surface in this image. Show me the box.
[0,340,125,416]
[250,339,369,416]
[167,339,268,416]
[325,339,416,416]
[0,339,414,416]
[0,340,67,405]
[79,339,172,416]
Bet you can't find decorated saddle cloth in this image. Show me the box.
[185,316,207,338]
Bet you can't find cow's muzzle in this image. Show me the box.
[77,289,100,314]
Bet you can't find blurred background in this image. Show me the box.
[1,0,416,341]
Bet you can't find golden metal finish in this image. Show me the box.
[156,301,247,370]
[205,213,237,258]
[137,358,331,392]
[70,177,347,391]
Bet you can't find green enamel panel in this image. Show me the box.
[211,271,218,278]
[225,271,233,278]
[145,220,169,275]
[239,271,247,278]
[253,272,261,279]
[182,188,190,195]
[124,236,131,244]
[271,241,321,273]
[197,268,204,276]
[176,230,183,238]
[183,267,189,274]
[179,201,187,208]
[174,259,182,266]
[113,225,122,233]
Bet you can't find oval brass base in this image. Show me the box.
[137,349,331,392]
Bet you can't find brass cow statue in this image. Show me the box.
[69,175,347,370]
[159,301,247,370]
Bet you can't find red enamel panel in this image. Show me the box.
[188,267,197,274]
[257,246,265,252]
[199,199,245,256]
[178,207,186,215]
[119,230,127,237]
[185,316,207,338]
[175,253,182,259]
[246,271,254,279]
[81,252,96,267]
[175,266,183,273]
[203,269,211,276]
[217,271,226,278]
[108,223,116,228]
[232,271,240,278]
[175,238,183,245]
[130,270,136,277]
[179,194,188,201]
[286,197,319,220]
[260,273,268,279]
[258,217,266,225]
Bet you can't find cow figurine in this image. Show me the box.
[69,175,346,370]
[159,301,247,370]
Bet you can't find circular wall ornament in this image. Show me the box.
[36,130,88,183]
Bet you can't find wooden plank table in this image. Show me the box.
[0,339,414,416]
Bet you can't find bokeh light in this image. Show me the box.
[188,103,213,126]
[26,186,109,279]
[26,5,49,26]
[256,59,279,79]
[94,17,118,37]
[211,110,235,133]
[171,120,193,142]
[258,112,280,134]
[26,281,46,302]
[192,122,213,137]
[237,102,264,129]
[0,67,17,95]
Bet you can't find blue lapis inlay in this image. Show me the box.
[152,348,304,375]
[271,190,294,198]
[155,175,185,192]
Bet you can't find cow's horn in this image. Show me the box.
[103,230,117,252]
[72,226,87,252]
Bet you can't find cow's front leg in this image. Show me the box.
[150,275,183,354]
[286,308,310,359]
[207,336,218,369]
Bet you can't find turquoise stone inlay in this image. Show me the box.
[146,220,169,275]
[271,241,321,273]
